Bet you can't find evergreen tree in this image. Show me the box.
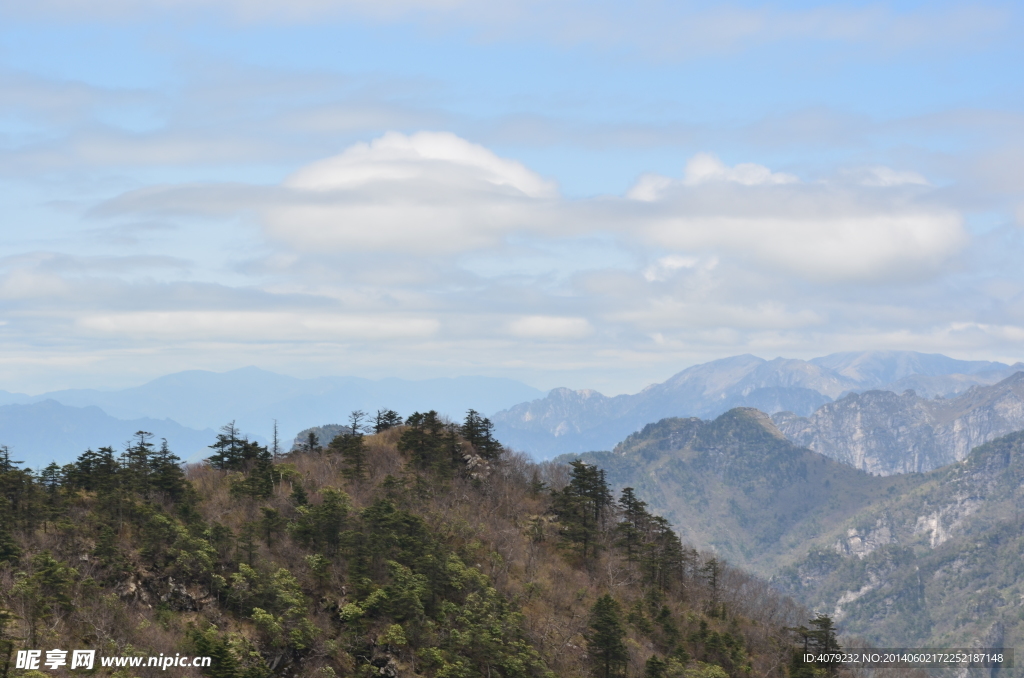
[461,409,503,459]
[398,411,446,471]
[617,487,649,563]
[701,557,722,615]
[150,438,188,502]
[207,422,244,470]
[305,431,320,454]
[644,655,668,678]
[587,594,628,678]
[551,460,614,559]
[0,607,15,678]
[374,408,402,433]
[260,507,286,548]
[334,410,368,482]
[271,419,281,460]
[123,430,155,496]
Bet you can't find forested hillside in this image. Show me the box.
[776,429,1024,654]
[571,408,1024,673]
[567,409,919,574]
[0,410,810,678]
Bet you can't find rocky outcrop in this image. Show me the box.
[776,430,1024,649]
[772,372,1024,475]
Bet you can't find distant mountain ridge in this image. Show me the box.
[0,368,544,469]
[0,400,215,468]
[0,367,543,447]
[772,371,1024,474]
[493,351,1023,459]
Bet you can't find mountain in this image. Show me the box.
[21,367,544,445]
[570,410,1024,660]
[774,429,1024,652]
[772,371,1024,474]
[0,400,215,468]
[0,403,812,678]
[565,408,918,574]
[807,351,1013,388]
[494,351,1020,459]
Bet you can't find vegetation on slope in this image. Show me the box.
[569,409,919,574]
[776,429,1024,654]
[572,407,1024,670]
[0,408,807,677]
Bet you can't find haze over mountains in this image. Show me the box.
[0,368,542,468]
[492,351,1023,458]
[4,350,1022,470]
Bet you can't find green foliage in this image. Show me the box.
[374,409,402,434]
[331,411,369,482]
[0,404,809,678]
[461,409,503,460]
[551,460,614,560]
[208,422,270,472]
[587,594,628,678]
[289,489,352,555]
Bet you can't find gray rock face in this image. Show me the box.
[772,372,1024,474]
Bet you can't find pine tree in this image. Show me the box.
[552,460,614,560]
[208,422,244,470]
[617,487,649,563]
[123,430,155,496]
[150,439,188,502]
[644,655,668,678]
[701,557,722,615]
[587,594,628,678]
[461,409,503,460]
[335,410,368,481]
[398,411,446,471]
[374,409,402,434]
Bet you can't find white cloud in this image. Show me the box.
[845,166,930,187]
[682,153,799,187]
[102,135,966,283]
[508,315,593,339]
[642,254,709,282]
[77,311,440,340]
[265,131,557,254]
[625,155,965,282]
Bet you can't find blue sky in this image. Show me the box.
[1,0,1022,395]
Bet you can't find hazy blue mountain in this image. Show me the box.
[0,390,31,406]
[0,400,215,469]
[808,350,1015,388]
[25,367,544,447]
[493,351,1021,459]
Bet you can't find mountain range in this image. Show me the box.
[0,368,543,469]
[773,371,1024,474]
[493,351,1023,458]
[0,400,216,467]
[568,408,1024,656]
[5,350,1023,471]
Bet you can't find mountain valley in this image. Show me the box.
[568,408,1024,663]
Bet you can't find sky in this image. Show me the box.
[1,0,1022,396]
